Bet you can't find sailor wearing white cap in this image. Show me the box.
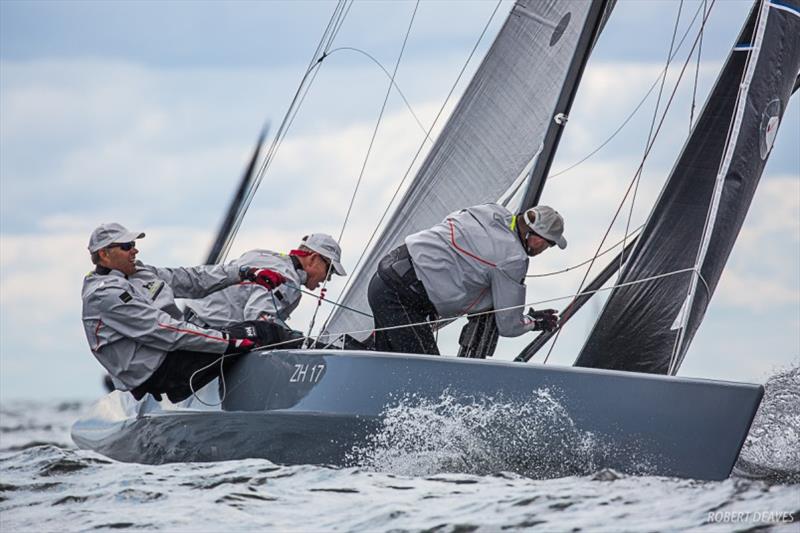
[185,233,346,331]
[367,203,566,355]
[82,223,288,402]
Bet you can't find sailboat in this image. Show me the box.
[72,0,800,480]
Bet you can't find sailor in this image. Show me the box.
[184,233,346,337]
[82,223,287,403]
[367,204,566,355]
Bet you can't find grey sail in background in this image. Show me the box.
[576,0,800,374]
[323,0,604,342]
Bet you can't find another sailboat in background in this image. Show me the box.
[72,0,800,480]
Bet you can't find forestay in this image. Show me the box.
[323,0,603,343]
[576,0,800,374]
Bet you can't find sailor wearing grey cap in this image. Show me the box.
[82,223,289,403]
[185,233,346,332]
[367,203,565,355]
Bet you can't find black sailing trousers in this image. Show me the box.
[367,245,440,356]
[131,321,301,403]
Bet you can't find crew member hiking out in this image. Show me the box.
[81,223,287,403]
[367,204,566,355]
[184,233,346,342]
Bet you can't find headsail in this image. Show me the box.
[323,0,611,343]
[576,0,800,374]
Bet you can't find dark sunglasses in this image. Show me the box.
[107,242,136,251]
[317,254,333,279]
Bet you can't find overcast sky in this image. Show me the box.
[1,0,798,401]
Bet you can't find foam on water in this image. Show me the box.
[1,366,798,531]
[349,388,656,478]
[735,365,800,483]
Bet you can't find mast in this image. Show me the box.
[323,0,617,345]
[205,124,269,265]
[463,0,615,358]
[520,0,614,209]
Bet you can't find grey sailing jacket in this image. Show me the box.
[185,249,307,329]
[81,262,241,390]
[405,203,536,337]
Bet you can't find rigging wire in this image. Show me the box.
[319,0,505,336]
[540,0,718,365]
[324,46,434,143]
[619,0,684,283]
[526,224,644,278]
[189,259,703,405]
[312,265,700,348]
[690,0,708,130]
[216,0,353,264]
[548,0,708,180]
[306,0,421,347]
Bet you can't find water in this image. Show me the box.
[2,368,798,532]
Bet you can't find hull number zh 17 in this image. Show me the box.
[289,363,325,384]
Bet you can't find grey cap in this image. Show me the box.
[524,206,567,249]
[301,233,346,276]
[88,223,145,253]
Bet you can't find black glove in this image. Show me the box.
[223,335,255,355]
[527,308,558,332]
[222,323,260,355]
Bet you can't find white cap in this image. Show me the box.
[523,206,567,249]
[301,233,346,276]
[88,223,145,253]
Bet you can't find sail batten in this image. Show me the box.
[576,0,800,375]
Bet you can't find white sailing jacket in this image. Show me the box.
[405,203,536,337]
[184,249,307,329]
[81,262,240,390]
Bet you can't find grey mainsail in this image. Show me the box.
[323,0,608,343]
[576,0,800,374]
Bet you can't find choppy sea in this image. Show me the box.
[1,366,798,532]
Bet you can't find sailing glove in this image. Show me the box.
[240,266,286,290]
[223,335,255,355]
[222,323,260,355]
[527,308,558,332]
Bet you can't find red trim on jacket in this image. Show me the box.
[448,219,496,267]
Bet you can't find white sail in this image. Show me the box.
[323,0,600,343]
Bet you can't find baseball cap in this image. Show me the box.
[88,223,145,253]
[523,206,567,249]
[301,233,346,276]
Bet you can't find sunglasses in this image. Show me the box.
[317,254,334,280]
[107,242,136,251]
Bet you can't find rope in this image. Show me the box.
[620,0,684,283]
[305,1,421,347]
[323,47,434,143]
[187,263,698,405]
[689,0,707,130]
[313,265,699,346]
[215,0,354,264]
[320,0,505,335]
[548,0,708,180]
[526,224,643,278]
[541,0,717,365]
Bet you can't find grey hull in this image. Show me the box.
[72,349,763,480]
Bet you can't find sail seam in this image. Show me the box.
[670,0,771,375]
